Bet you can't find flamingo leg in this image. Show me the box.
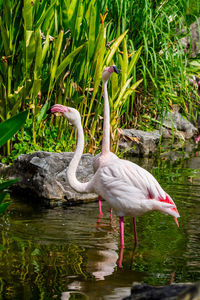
[133,217,138,248]
[118,216,125,268]
[118,246,124,268]
[109,207,113,218]
[119,216,125,248]
[98,196,103,216]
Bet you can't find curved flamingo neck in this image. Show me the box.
[67,121,89,193]
[102,81,110,155]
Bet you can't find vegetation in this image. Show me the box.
[0,0,200,162]
[0,110,28,215]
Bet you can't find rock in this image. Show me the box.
[9,151,97,207]
[159,111,198,140]
[119,129,161,157]
[123,282,200,300]
[180,17,200,57]
[0,163,10,177]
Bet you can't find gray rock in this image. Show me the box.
[9,151,97,207]
[159,111,198,140]
[180,17,200,57]
[119,129,161,157]
[123,282,200,300]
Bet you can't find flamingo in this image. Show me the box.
[93,65,119,218]
[50,67,180,263]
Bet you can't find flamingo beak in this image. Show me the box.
[113,65,120,74]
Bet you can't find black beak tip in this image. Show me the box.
[47,108,52,114]
[113,65,120,74]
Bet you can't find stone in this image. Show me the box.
[180,17,200,57]
[123,282,200,300]
[159,111,198,140]
[119,129,161,157]
[9,151,97,207]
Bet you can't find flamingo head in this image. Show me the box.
[51,104,81,126]
[102,65,119,83]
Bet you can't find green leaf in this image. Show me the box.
[114,77,133,110]
[87,1,97,60]
[0,179,18,191]
[49,29,64,91]
[0,191,8,204]
[55,44,85,81]
[25,30,35,75]
[34,1,56,30]
[0,111,28,147]
[23,0,33,30]
[0,17,10,56]
[105,30,128,65]
[0,245,4,251]
[128,46,143,78]
[34,29,42,79]
[121,38,128,86]
[0,202,10,215]
[37,102,49,124]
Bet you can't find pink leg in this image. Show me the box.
[98,196,103,216]
[118,216,125,268]
[109,207,113,218]
[118,246,124,268]
[119,216,125,248]
[133,217,138,248]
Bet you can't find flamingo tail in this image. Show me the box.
[159,194,180,227]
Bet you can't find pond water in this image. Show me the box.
[0,151,200,300]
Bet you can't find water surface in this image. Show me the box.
[0,153,200,299]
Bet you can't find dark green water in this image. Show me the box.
[0,153,200,300]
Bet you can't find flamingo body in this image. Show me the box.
[88,152,179,221]
[50,65,180,262]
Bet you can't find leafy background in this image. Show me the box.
[0,0,200,161]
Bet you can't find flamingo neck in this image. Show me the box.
[102,81,110,155]
[67,121,89,193]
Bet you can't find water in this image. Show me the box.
[0,153,200,300]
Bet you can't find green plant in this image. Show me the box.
[0,110,28,216]
[1,0,199,158]
[0,179,18,215]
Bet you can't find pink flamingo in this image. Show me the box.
[93,65,119,218]
[51,67,180,264]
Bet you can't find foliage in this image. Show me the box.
[0,0,199,158]
[0,111,28,148]
[0,179,18,215]
[0,110,28,215]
